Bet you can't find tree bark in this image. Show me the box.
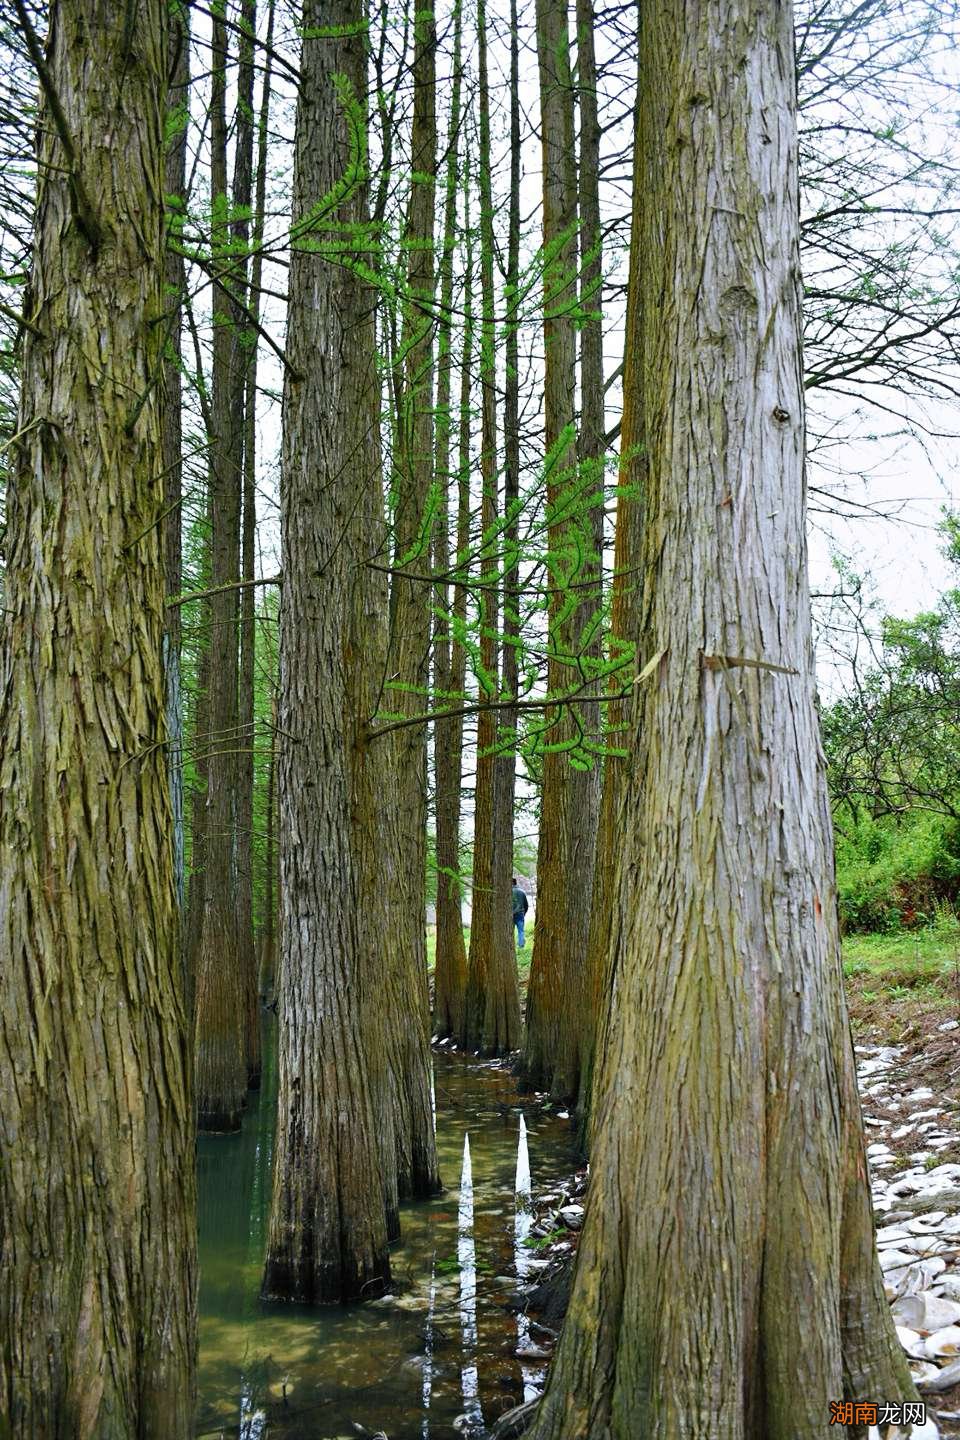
[549,0,607,1098]
[432,0,469,1041]
[0,1,196,1430]
[382,0,442,1197]
[184,629,210,991]
[465,0,521,1055]
[463,0,501,1053]
[524,0,599,1099]
[576,0,643,1142]
[249,0,278,1008]
[192,3,245,1133]
[259,694,278,998]
[261,0,392,1304]
[235,0,261,1091]
[347,413,405,1243]
[526,0,916,1433]
[182,302,215,1004]
[163,0,190,920]
[492,0,526,1056]
[437,200,476,1038]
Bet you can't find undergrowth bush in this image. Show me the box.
[834,811,960,932]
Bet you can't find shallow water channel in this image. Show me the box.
[197,1023,577,1439]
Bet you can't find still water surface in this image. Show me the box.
[197,1023,575,1439]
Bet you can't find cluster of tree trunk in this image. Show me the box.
[0,0,940,1431]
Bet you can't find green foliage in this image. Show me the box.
[834,810,960,932]
[425,828,537,911]
[826,518,960,930]
[164,102,189,146]
[521,1228,565,1251]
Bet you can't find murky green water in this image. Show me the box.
[197,1022,576,1439]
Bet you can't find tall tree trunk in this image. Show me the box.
[440,197,476,1036]
[463,3,499,1053]
[193,4,245,1132]
[575,0,632,1139]
[259,693,278,998]
[577,436,644,1141]
[382,0,441,1197]
[526,0,916,1433]
[465,0,521,1055]
[495,0,525,1043]
[249,0,277,1008]
[261,0,391,1305]
[0,1,196,1430]
[524,0,598,1099]
[184,635,210,985]
[432,0,469,1040]
[183,299,214,992]
[163,0,190,919]
[235,0,260,1091]
[348,423,404,1243]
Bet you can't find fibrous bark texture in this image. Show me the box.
[261,0,391,1305]
[347,417,405,1243]
[524,0,600,1100]
[192,5,245,1133]
[0,2,197,1432]
[234,0,261,1093]
[432,0,469,1042]
[259,696,278,998]
[381,0,441,1198]
[493,0,526,1060]
[463,0,522,1058]
[556,0,607,1105]
[527,2,916,1436]
[577,16,644,1142]
[250,0,278,1008]
[163,0,190,917]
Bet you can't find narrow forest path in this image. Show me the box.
[195,1029,576,1438]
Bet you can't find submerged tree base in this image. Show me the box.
[198,1106,244,1135]
[261,1220,390,1306]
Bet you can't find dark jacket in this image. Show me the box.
[512,885,529,920]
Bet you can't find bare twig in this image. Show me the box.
[166,574,281,609]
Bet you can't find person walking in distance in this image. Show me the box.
[512,878,529,949]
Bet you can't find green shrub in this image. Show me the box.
[834,810,960,932]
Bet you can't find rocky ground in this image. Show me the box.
[859,1019,960,1435]
[501,1011,960,1440]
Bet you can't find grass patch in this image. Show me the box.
[843,911,960,997]
[842,910,960,1037]
[426,924,534,1000]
